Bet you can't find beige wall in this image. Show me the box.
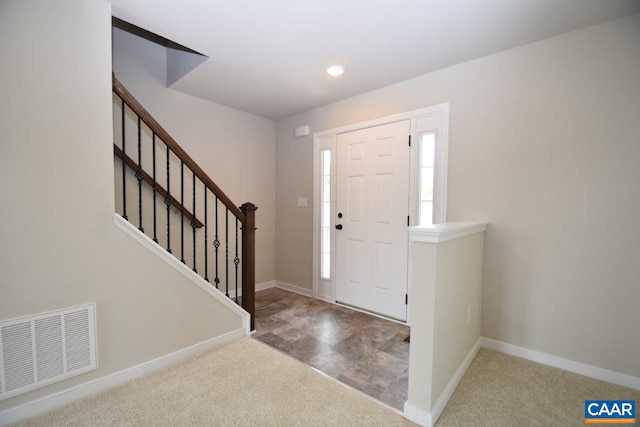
[407,232,484,416]
[407,243,437,412]
[431,233,484,406]
[276,14,640,377]
[112,27,276,285]
[0,0,242,411]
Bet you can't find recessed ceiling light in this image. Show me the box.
[326,65,345,77]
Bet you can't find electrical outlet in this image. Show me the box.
[467,305,471,323]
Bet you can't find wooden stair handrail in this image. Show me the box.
[112,74,245,223]
[114,145,204,228]
[113,74,256,331]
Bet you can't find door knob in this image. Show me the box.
[335,224,343,230]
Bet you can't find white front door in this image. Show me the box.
[335,120,410,321]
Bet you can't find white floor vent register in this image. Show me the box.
[0,303,97,401]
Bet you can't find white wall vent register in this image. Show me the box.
[0,303,97,401]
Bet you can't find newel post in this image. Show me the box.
[241,202,258,331]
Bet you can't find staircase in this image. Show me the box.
[111,75,256,330]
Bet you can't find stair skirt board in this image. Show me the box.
[114,214,250,335]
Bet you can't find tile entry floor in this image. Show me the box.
[253,287,410,410]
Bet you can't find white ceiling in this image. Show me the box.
[109,0,640,120]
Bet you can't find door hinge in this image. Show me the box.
[408,135,411,147]
[407,216,410,226]
[405,294,408,305]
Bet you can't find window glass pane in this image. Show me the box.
[322,150,331,176]
[420,201,433,225]
[323,176,330,201]
[322,202,330,228]
[421,133,436,167]
[322,253,330,279]
[320,149,331,280]
[321,227,330,253]
[419,132,437,225]
[421,166,434,201]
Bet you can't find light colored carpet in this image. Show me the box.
[14,340,639,426]
[16,337,414,427]
[436,348,640,427]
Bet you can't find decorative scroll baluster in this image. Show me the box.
[192,172,197,273]
[136,117,144,232]
[152,133,158,243]
[234,217,240,305]
[204,187,209,282]
[225,209,229,298]
[165,148,172,254]
[180,161,185,264]
[121,99,127,220]
[214,197,220,289]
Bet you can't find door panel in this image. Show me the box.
[335,120,410,321]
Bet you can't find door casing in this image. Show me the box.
[312,103,450,325]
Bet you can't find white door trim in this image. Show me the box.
[312,103,450,324]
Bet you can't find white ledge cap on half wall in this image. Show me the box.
[409,221,488,243]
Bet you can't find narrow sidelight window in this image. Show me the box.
[321,149,331,279]
[419,133,436,225]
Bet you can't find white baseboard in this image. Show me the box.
[316,294,334,303]
[431,338,482,424]
[480,337,640,391]
[251,279,313,298]
[404,401,432,427]
[403,338,481,427]
[207,279,308,302]
[274,281,314,297]
[316,281,334,302]
[256,280,276,292]
[0,328,245,426]
[225,280,275,299]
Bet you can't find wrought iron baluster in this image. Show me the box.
[191,171,197,273]
[121,99,127,220]
[165,147,172,254]
[180,160,185,264]
[136,117,144,232]
[152,133,158,243]
[234,217,240,305]
[214,197,220,289]
[225,208,229,298]
[204,187,209,282]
